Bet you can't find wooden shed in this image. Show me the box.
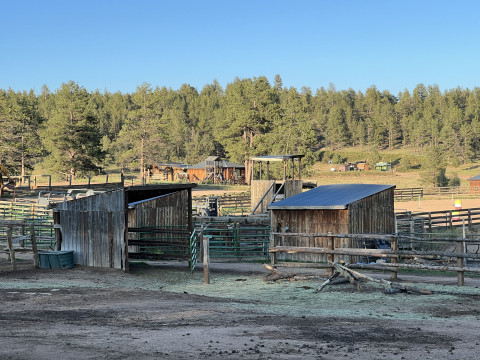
[186,156,245,184]
[268,183,395,262]
[53,184,196,270]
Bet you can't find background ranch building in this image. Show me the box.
[186,156,245,184]
[268,183,396,263]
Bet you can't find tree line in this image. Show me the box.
[1,75,479,181]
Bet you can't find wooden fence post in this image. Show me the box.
[327,233,335,276]
[456,240,465,286]
[30,224,39,268]
[270,232,277,266]
[390,236,399,280]
[6,226,16,270]
[203,236,210,284]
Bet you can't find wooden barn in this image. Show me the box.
[268,183,395,262]
[186,156,245,184]
[53,184,196,270]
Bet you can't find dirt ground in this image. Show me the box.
[1,257,480,360]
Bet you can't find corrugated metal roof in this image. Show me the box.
[268,183,395,210]
[468,174,480,181]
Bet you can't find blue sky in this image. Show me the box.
[1,0,479,95]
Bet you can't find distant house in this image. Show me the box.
[186,156,245,184]
[375,162,391,171]
[338,164,351,172]
[356,162,370,171]
[268,183,396,262]
[468,174,480,194]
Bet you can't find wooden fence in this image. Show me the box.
[0,222,54,270]
[396,207,480,232]
[269,232,480,286]
[395,186,480,200]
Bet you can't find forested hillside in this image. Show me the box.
[1,75,479,180]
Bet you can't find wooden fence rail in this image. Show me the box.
[396,207,480,232]
[270,232,480,286]
[395,186,480,200]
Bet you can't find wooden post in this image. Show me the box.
[30,224,39,268]
[266,161,270,180]
[69,175,72,186]
[291,158,295,180]
[468,209,472,230]
[88,175,91,188]
[270,232,276,266]
[283,159,287,181]
[34,176,37,188]
[105,173,109,184]
[327,234,335,276]
[457,240,465,286]
[298,157,302,181]
[390,236,399,280]
[48,175,51,191]
[53,211,62,251]
[203,236,210,284]
[428,212,432,232]
[6,226,16,270]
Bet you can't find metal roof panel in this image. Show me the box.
[268,183,395,210]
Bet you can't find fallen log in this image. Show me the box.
[314,272,340,293]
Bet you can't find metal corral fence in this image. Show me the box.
[0,201,55,248]
[396,207,480,233]
[192,193,251,216]
[128,225,191,260]
[269,232,480,286]
[194,219,270,261]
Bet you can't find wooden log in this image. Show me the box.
[333,263,362,292]
[314,272,340,293]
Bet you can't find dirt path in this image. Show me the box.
[1,260,480,359]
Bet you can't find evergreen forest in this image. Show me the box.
[1,75,480,181]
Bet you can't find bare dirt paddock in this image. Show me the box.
[1,259,480,360]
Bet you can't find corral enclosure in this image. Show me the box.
[53,184,196,270]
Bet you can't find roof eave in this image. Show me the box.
[268,205,348,210]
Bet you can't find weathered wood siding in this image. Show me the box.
[128,191,189,229]
[55,189,125,269]
[271,209,349,262]
[127,190,191,259]
[348,188,395,234]
[284,180,303,198]
[251,180,275,214]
